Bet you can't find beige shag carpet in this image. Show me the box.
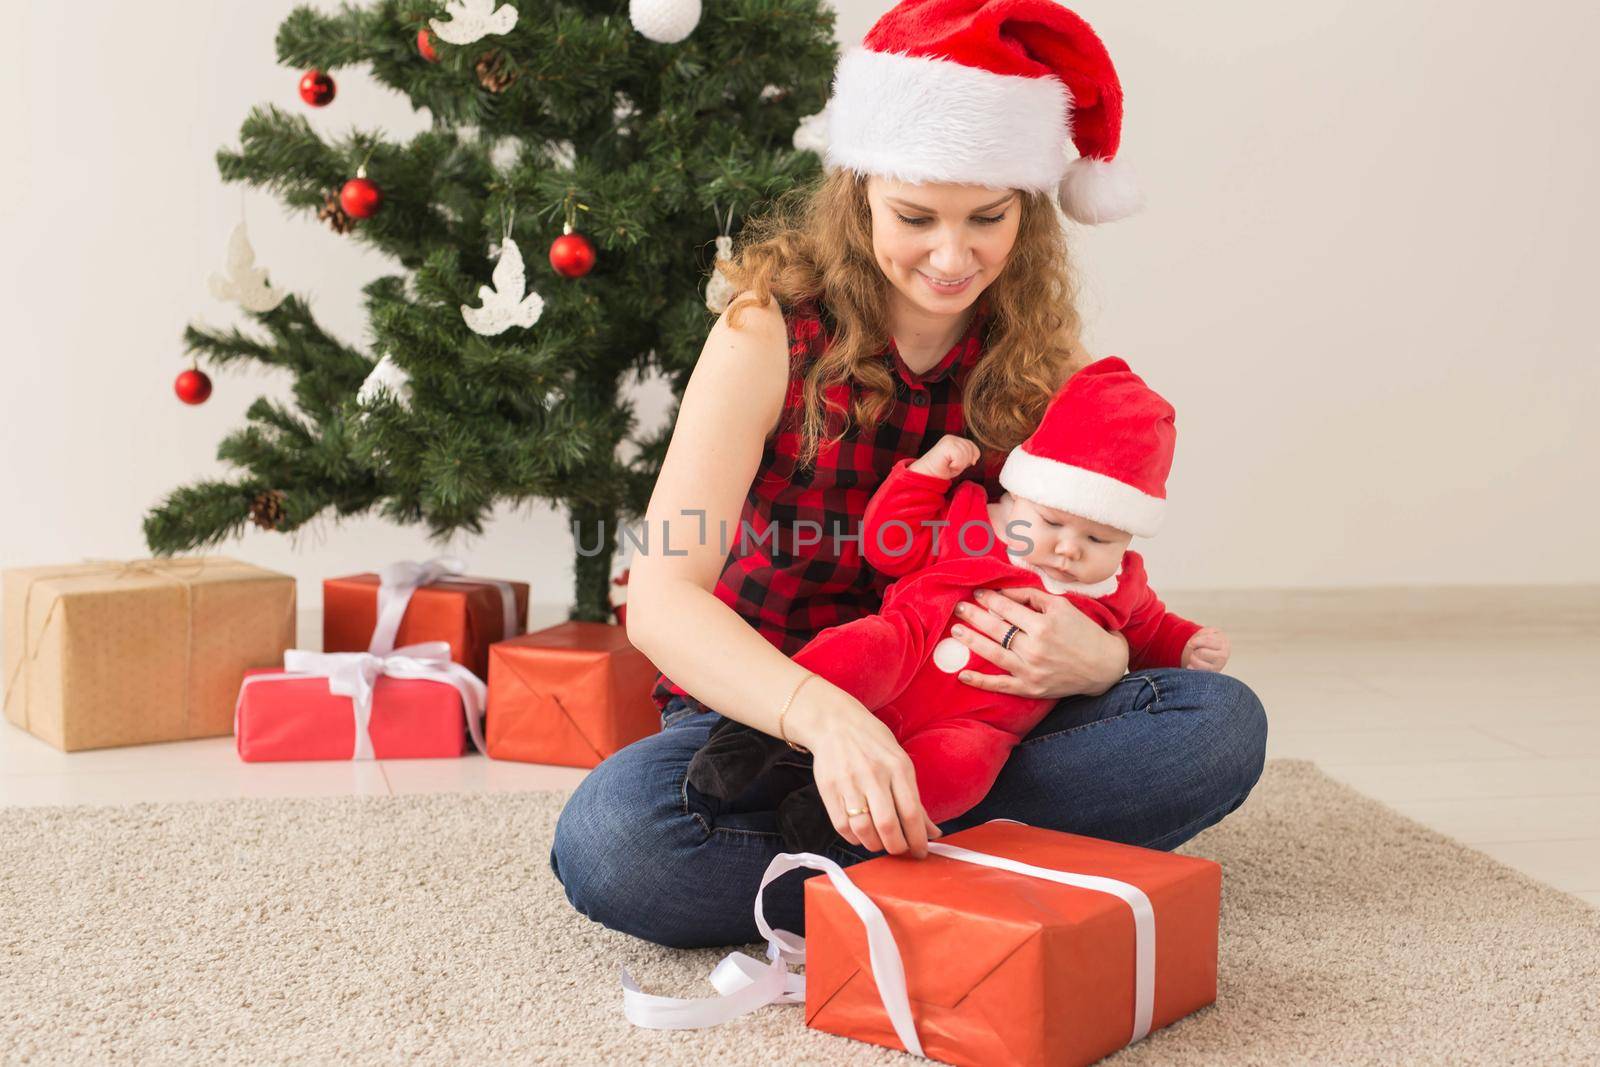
[1,760,1596,1065]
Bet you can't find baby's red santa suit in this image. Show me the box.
[789,357,1202,822]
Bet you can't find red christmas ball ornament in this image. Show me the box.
[174,367,212,405]
[549,230,596,278]
[339,166,383,219]
[417,28,439,62]
[298,69,336,107]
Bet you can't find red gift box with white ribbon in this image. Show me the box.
[234,641,487,762]
[322,556,527,680]
[621,819,1221,1066]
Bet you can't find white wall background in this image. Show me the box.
[3,0,1596,610]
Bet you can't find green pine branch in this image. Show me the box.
[147,0,838,618]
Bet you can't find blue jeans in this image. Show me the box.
[549,668,1268,948]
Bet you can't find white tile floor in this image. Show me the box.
[1232,630,1600,909]
[4,600,1597,909]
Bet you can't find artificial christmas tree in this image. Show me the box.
[144,0,838,621]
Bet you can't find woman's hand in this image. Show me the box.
[785,682,943,858]
[948,586,1129,699]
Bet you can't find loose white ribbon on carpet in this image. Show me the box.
[235,641,488,760]
[368,556,519,656]
[619,819,1156,1059]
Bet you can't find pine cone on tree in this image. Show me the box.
[318,194,357,234]
[475,51,518,94]
[248,489,287,531]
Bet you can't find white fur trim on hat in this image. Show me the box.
[1057,155,1145,225]
[999,445,1166,538]
[824,47,1072,192]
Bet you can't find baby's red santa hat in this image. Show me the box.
[819,0,1143,225]
[999,357,1176,537]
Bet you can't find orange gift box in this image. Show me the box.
[803,820,1221,1066]
[485,621,659,767]
[322,571,527,679]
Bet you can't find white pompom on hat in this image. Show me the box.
[819,0,1143,225]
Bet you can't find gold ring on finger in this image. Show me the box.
[1001,623,1021,650]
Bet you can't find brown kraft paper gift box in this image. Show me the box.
[3,557,296,752]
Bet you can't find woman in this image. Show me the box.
[550,0,1267,948]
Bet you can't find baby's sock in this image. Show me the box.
[685,718,789,800]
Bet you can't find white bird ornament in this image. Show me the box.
[461,238,545,336]
[208,223,286,313]
[429,0,518,45]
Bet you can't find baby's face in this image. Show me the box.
[1000,495,1133,585]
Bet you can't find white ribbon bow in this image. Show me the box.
[236,641,488,760]
[369,556,519,657]
[619,819,1156,1060]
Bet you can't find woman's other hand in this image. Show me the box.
[785,683,943,858]
[949,585,1129,699]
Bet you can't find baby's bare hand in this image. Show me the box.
[1182,627,1231,672]
[908,435,980,479]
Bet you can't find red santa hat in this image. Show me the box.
[998,357,1175,537]
[819,0,1143,225]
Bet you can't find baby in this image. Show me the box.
[687,356,1230,853]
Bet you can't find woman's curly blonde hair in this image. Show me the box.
[713,167,1088,470]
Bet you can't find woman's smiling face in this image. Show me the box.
[866,176,1021,312]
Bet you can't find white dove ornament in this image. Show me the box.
[430,0,518,45]
[357,353,413,409]
[461,238,545,336]
[208,223,286,313]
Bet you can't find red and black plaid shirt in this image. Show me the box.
[650,294,1007,715]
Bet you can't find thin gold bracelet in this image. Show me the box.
[777,672,819,754]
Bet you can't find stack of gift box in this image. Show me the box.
[3,554,660,767]
[6,554,1232,1066]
